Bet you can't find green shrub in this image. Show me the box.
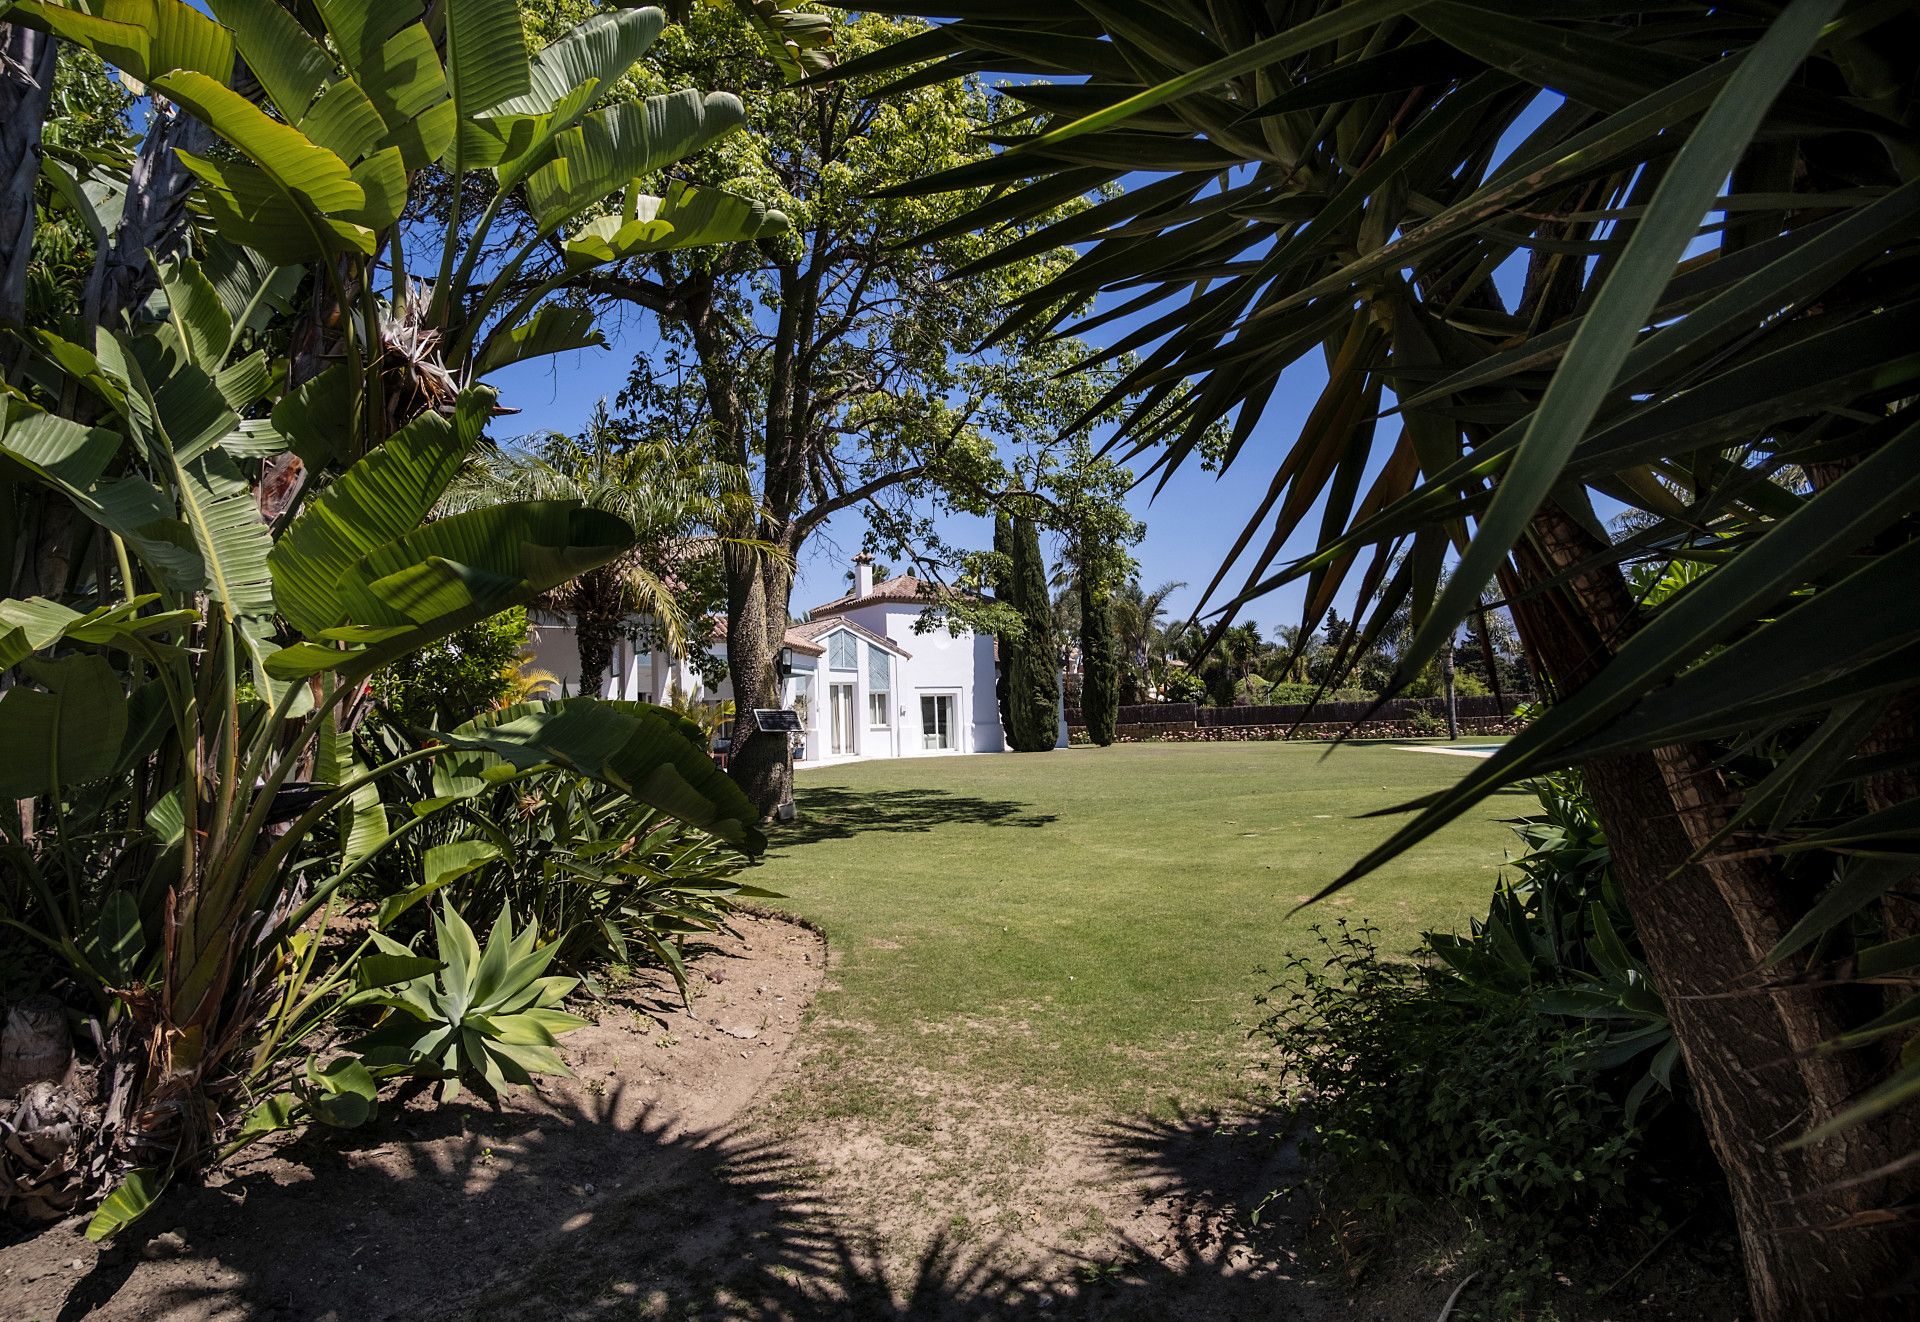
[1162,669,1208,704]
[359,729,769,997]
[1407,706,1445,736]
[1254,922,1710,1313]
[1258,680,1377,707]
[368,608,531,731]
[1428,772,1677,1120]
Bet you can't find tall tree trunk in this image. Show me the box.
[1080,572,1118,747]
[723,537,793,819]
[0,22,54,368]
[576,615,617,698]
[1514,501,1915,1320]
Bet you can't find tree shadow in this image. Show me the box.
[34,1091,1339,1321]
[772,787,1057,848]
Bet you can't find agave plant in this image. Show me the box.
[359,903,588,1103]
[836,2,1920,1315]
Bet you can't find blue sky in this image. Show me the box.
[491,322,1327,628]
[485,89,1631,641]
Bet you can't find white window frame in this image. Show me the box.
[919,690,960,751]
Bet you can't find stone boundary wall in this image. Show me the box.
[1067,715,1521,745]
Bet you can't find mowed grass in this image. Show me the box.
[750,741,1523,1125]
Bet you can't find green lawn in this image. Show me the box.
[752,741,1524,1124]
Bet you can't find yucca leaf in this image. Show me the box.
[1391,0,1847,701]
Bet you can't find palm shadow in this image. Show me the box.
[773,787,1056,847]
[45,1092,1338,1321]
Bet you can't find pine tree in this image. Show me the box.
[1079,572,1118,746]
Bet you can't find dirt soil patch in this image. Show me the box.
[0,912,825,1321]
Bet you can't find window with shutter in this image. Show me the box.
[828,631,857,671]
[867,649,890,693]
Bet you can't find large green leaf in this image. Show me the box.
[208,0,336,120]
[522,90,745,230]
[0,409,123,493]
[439,700,767,853]
[8,0,233,83]
[493,6,666,117]
[152,71,365,215]
[0,655,129,797]
[472,304,605,378]
[178,451,277,626]
[265,503,633,682]
[562,180,788,269]
[269,388,492,636]
[443,0,532,117]
[86,1168,167,1242]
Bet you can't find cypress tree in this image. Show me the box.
[1006,514,1057,751]
[1079,571,1118,746]
[991,513,1018,744]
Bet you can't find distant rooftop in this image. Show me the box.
[807,572,936,617]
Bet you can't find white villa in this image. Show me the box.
[526,553,1061,765]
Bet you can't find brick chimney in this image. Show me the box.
[853,551,875,598]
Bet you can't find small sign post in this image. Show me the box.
[753,710,803,821]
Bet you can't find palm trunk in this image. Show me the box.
[723,539,793,820]
[1517,501,1915,1319]
[576,615,618,698]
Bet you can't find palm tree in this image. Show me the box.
[1109,579,1183,702]
[1222,621,1265,681]
[449,405,755,695]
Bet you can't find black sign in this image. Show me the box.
[753,708,804,733]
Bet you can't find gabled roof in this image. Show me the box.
[710,617,826,657]
[807,572,937,617]
[788,614,911,659]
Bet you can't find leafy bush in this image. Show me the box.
[1428,773,1677,1120]
[368,608,531,731]
[1254,923,1701,1311]
[361,726,769,996]
[1407,707,1446,736]
[1257,680,1378,707]
[1162,669,1208,704]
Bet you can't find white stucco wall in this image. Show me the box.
[526,616,715,705]
[522,604,1031,762]
[829,603,1006,756]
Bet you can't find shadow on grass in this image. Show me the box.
[773,786,1057,848]
[35,1091,1336,1321]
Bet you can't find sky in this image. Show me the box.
[493,322,1326,630]
[483,89,1610,643]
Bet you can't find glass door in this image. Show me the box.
[830,682,856,755]
[920,694,955,750]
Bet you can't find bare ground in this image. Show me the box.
[0,914,1349,1321]
[1,912,1730,1320]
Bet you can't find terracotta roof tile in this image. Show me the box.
[806,573,936,617]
